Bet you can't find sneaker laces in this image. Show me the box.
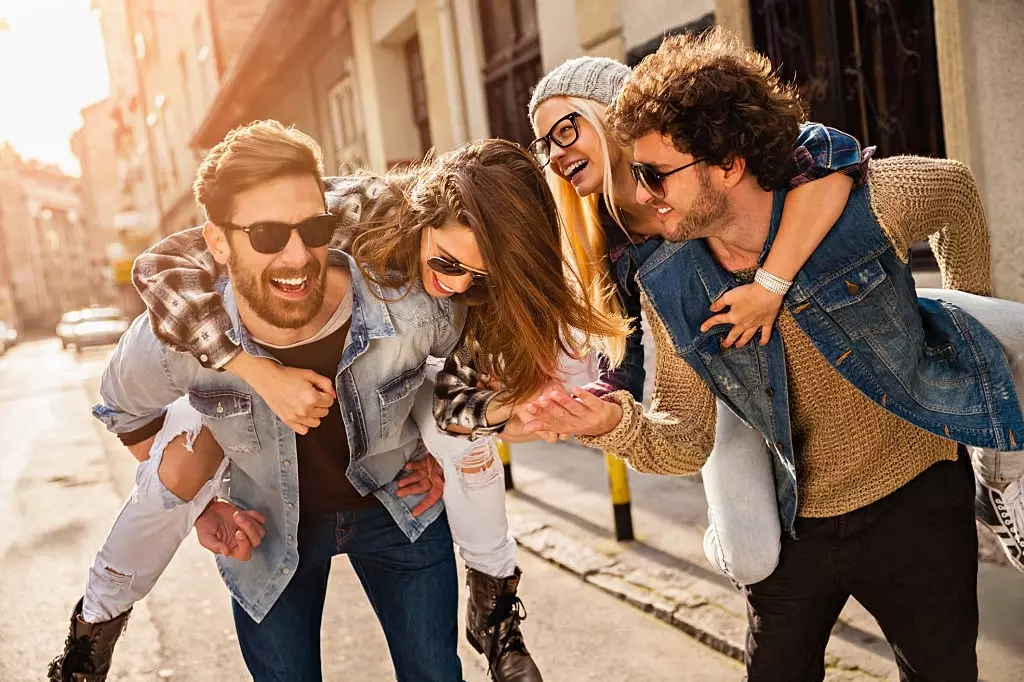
[999,478,1024,545]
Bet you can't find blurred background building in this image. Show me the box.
[60,0,1022,333]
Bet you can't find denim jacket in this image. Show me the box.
[588,123,870,402]
[93,250,465,622]
[638,184,1023,533]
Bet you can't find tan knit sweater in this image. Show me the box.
[580,156,991,518]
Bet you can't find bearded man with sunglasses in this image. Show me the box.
[523,28,1024,681]
[48,120,472,682]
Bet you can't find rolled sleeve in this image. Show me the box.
[94,314,191,436]
[791,123,873,188]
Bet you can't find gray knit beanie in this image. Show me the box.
[528,56,631,123]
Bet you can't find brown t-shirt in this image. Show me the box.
[259,321,380,516]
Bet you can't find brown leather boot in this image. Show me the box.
[465,567,543,682]
[47,598,131,682]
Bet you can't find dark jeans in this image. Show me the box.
[232,505,463,682]
[744,451,979,682]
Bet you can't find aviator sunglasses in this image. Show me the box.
[220,213,338,254]
[425,227,492,305]
[630,157,705,201]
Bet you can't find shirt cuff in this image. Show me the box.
[187,309,241,369]
[116,413,167,446]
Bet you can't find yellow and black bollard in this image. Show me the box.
[496,438,514,491]
[604,452,634,541]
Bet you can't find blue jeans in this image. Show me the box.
[232,505,463,682]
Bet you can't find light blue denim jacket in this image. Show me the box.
[93,250,465,621]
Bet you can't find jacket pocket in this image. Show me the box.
[189,389,261,454]
[813,257,923,385]
[378,360,427,440]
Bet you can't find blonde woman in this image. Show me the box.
[524,57,864,584]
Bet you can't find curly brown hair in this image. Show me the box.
[608,27,805,191]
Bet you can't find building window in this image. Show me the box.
[328,60,368,173]
[750,0,944,158]
[749,0,945,267]
[405,37,432,155]
[478,0,542,147]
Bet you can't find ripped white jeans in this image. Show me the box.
[83,399,229,622]
[82,374,515,623]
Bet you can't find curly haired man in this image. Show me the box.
[524,27,1024,681]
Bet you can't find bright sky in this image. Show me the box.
[0,0,110,175]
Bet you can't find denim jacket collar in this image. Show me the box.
[221,249,397,369]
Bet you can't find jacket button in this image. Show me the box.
[765,387,774,398]
[282,567,290,575]
[200,354,209,363]
[216,403,224,414]
[846,281,860,295]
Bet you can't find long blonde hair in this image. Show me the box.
[538,97,630,365]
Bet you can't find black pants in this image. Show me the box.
[744,451,979,682]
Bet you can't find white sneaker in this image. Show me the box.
[975,475,1024,573]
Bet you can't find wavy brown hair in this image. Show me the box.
[194,120,325,223]
[351,139,631,404]
[608,27,805,191]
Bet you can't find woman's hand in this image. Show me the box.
[700,283,784,348]
[521,385,623,438]
[225,353,336,434]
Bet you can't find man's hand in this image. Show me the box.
[397,455,444,517]
[701,283,783,348]
[521,385,623,438]
[226,353,335,434]
[195,500,267,561]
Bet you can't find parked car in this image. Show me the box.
[56,310,84,349]
[57,307,129,351]
[0,321,15,355]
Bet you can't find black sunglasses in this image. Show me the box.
[220,213,337,254]
[425,228,492,306]
[528,112,582,167]
[630,158,705,201]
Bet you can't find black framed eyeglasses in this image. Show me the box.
[528,112,582,167]
[220,213,337,254]
[425,228,493,306]
[630,158,705,201]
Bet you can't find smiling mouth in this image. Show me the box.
[432,272,455,295]
[269,275,310,295]
[563,159,588,180]
[657,207,672,215]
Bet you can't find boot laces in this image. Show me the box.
[49,634,97,681]
[486,593,530,666]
